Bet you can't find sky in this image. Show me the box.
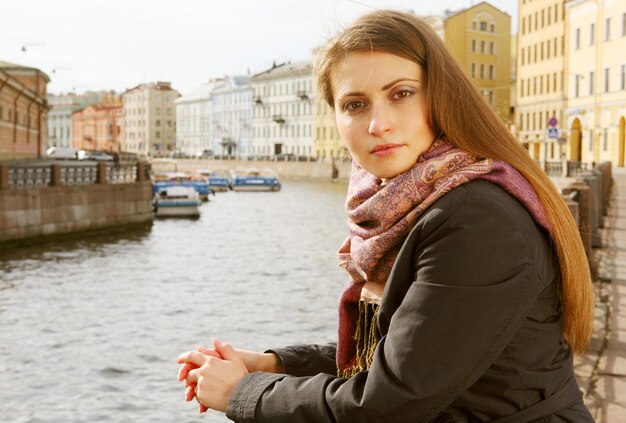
[0,0,518,96]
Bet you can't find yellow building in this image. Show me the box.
[444,2,512,122]
[314,99,347,161]
[565,0,626,168]
[516,0,567,162]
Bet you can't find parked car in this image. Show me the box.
[77,150,114,161]
[46,147,80,160]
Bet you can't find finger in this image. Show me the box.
[185,384,197,402]
[196,346,223,359]
[186,368,202,385]
[178,362,198,381]
[177,350,208,367]
[213,339,239,363]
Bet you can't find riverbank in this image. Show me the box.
[149,158,353,183]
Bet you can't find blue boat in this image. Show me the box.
[152,172,212,201]
[229,169,281,192]
[195,169,230,192]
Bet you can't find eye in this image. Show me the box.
[343,100,366,112]
[392,89,414,100]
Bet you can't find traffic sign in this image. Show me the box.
[547,128,559,139]
[548,117,558,127]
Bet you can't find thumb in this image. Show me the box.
[213,338,239,362]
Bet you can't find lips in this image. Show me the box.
[370,143,404,157]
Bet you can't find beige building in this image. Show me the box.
[444,2,512,122]
[122,82,179,158]
[251,61,315,158]
[516,0,567,162]
[71,102,124,153]
[0,61,50,160]
[565,0,626,168]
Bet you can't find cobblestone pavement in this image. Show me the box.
[574,168,626,422]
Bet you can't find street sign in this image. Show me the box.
[547,127,559,139]
[548,117,558,127]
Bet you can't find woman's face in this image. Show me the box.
[331,51,435,180]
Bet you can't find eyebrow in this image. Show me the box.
[338,78,422,102]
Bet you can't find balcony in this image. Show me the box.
[272,115,285,124]
[297,91,309,100]
[254,96,263,105]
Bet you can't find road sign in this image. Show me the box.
[548,117,558,127]
[547,127,559,139]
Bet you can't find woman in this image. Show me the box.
[177,10,595,422]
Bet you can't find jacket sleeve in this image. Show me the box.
[267,343,337,377]
[226,187,547,423]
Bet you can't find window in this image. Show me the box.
[156,131,161,138]
[156,119,161,127]
[521,48,525,65]
[590,71,595,95]
[480,21,487,31]
[472,39,476,52]
[603,129,608,151]
[540,75,543,94]
[471,63,476,78]
[490,42,495,55]
[472,21,477,30]
[590,23,595,45]
[576,28,581,49]
[622,64,626,90]
[541,10,545,28]
[605,67,610,92]
[541,42,544,60]
[606,18,611,40]
[554,72,558,91]
[623,13,626,37]
[575,75,580,97]
[555,4,559,22]
[554,37,558,56]
[521,80,525,97]
[480,40,485,53]
[522,17,526,34]
[489,65,494,79]
[547,7,551,25]
[490,24,495,32]
[480,64,485,79]
[156,107,161,115]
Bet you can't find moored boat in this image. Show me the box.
[195,169,230,192]
[152,172,212,201]
[154,186,201,217]
[229,169,281,192]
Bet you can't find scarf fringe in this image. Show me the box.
[338,301,381,378]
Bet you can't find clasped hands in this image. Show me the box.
[176,339,284,414]
[176,338,248,413]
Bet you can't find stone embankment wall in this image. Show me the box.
[151,158,353,182]
[0,162,153,247]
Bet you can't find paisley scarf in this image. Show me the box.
[336,139,552,377]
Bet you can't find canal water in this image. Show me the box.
[0,181,349,423]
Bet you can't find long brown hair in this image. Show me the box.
[315,10,594,353]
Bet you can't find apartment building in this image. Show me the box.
[122,82,179,157]
[48,91,114,149]
[444,2,512,122]
[566,0,626,167]
[175,79,223,157]
[211,75,253,158]
[71,102,124,153]
[516,0,567,162]
[251,61,315,158]
[0,60,49,160]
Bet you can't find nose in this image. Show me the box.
[368,104,393,136]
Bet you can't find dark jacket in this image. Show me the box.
[226,180,593,422]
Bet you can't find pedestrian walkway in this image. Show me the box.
[574,167,626,422]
